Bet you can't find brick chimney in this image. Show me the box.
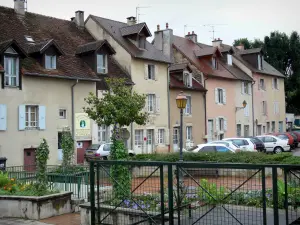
[14,0,25,15]
[75,11,84,28]
[153,23,173,62]
[212,38,223,48]
[236,44,245,51]
[185,31,197,43]
[127,16,137,25]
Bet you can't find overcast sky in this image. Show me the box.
[2,0,299,45]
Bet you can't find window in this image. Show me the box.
[267,122,270,133]
[25,35,34,43]
[135,130,143,145]
[184,96,192,115]
[58,132,62,149]
[271,121,275,133]
[273,78,278,89]
[218,88,224,104]
[186,126,192,141]
[173,127,179,144]
[219,118,224,131]
[212,57,218,69]
[25,106,39,128]
[4,49,19,87]
[97,54,107,74]
[59,109,66,119]
[103,144,111,151]
[264,136,276,143]
[244,82,249,94]
[147,94,156,113]
[274,102,279,115]
[158,129,165,144]
[258,54,262,70]
[45,55,56,69]
[279,121,283,133]
[183,72,192,87]
[244,104,249,117]
[139,36,146,49]
[244,125,249,137]
[262,101,267,115]
[227,54,232,65]
[200,146,216,152]
[98,125,107,143]
[216,146,230,152]
[259,79,265,90]
[257,125,262,135]
[236,124,241,137]
[263,126,266,134]
[148,65,155,80]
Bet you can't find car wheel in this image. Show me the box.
[274,147,283,154]
[129,153,134,157]
[103,156,108,160]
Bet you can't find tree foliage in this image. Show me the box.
[35,138,50,193]
[61,127,74,169]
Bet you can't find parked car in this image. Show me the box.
[208,141,240,152]
[247,137,266,152]
[222,138,257,152]
[189,144,236,153]
[273,133,294,149]
[85,143,135,160]
[256,135,290,153]
[292,131,300,144]
[289,132,299,148]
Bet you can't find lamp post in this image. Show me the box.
[176,92,187,162]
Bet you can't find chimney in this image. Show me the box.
[14,0,25,15]
[212,38,223,48]
[185,31,197,43]
[153,22,173,62]
[75,10,84,28]
[127,16,137,26]
[236,44,245,51]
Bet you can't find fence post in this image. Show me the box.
[90,161,95,225]
[160,165,165,224]
[168,164,174,225]
[284,168,289,225]
[261,167,267,225]
[272,167,279,225]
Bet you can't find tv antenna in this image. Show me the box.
[203,24,227,40]
[136,5,150,23]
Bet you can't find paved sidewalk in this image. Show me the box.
[0,218,52,225]
[40,213,80,225]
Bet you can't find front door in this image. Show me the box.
[207,120,214,142]
[24,148,36,171]
[134,129,144,154]
[147,129,154,153]
[77,141,91,164]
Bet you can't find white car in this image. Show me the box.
[85,143,135,159]
[189,144,236,153]
[208,141,240,151]
[256,135,290,153]
[222,138,257,152]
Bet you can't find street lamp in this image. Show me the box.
[235,100,247,112]
[176,91,187,161]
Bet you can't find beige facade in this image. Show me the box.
[169,89,205,151]
[85,17,170,154]
[0,76,95,166]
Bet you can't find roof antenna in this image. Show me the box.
[136,5,150,23]
[203,24,227,40]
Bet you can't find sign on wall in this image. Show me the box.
[75,113,91,140]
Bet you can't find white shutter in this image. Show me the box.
[16,58,20,86]
[224,118,228,131]
[53,56,57,69]
[215,117,219,132]
[144,64,148,80]
[248,83,252,95]
[154,65,158,81]
[189,74,193,87]
[155,95,160,114]
[273,102,276,114]
[165,128,170,145]
[223,89,226,104]
[144,94,148,112]
[19,105,25,130]
[215,88,219,103]
[0,104,7,131]
[241,82,245,94]
[39,105,46,130]
[155,129,159,145]
[277,102,280,114]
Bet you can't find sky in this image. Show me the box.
[2,0,300,45]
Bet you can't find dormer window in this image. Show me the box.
[139,36,146,49]
[183,72,192,88]
[212,57,218,69]
[25,35,35,43]
[4,47,19,87]
[97,54,107,74]
[258,54,262,70]
[227,54,232,66]
[45,54,56,69]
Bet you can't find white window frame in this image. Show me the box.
[217,88,224,104]
[173,127,179,144]
[135,129,144,146]
[184,96,192,115]
[4,54,19,87]
[45,55,57,69]
[244,82,249,94]
[258,54,262,70]
[158,129,165,144]
[186,126,192,141]
[148,64,155,80]
[147,94,156,113]
[227,54,232,65]
[219,118,224,131]
[59,109,66,119]
[98,125,107,144]
[183,72,192,88]
[25,105,39,128]
[212,57,217,69]
[97,54,107,74]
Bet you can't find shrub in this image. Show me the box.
[0,171,9,188]
[35,138,50,193]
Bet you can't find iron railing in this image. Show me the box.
[88,160,300,225]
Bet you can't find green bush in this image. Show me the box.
[132,152,299,164]
[0,171,9,188]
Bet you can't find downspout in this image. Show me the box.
[204,76,209,143]
[130,87,134,150]
[71,80,79,139]
[167,64,171,152]
[251,80,256,136]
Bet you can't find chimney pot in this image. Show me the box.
[166,23,169,29]
[14,0,25,15]
[192,31,194,34]
[75,10,84,28]
[218,38,220,40]
[71,17,75,21]
[127,16,137,25]
[157,25,160,31]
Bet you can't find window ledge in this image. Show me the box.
[4,85,20,89]
[184,114,192,117]
[25,127,40,130]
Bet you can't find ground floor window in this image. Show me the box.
[135,130,143,146]
[257,125,262,135]
[158,129,165,144]
[173,127,179,144]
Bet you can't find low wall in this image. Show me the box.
[0,192,72,220]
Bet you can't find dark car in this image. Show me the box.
[289,132,299,148]
[249,137,266,152]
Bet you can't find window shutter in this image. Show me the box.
[0,104,7,131]
[144,95,148,112]
[215,117,219,132]
[265,101,268,115]
[39,105,46,130]
[241,82,245,94]
[45,56,50,69]
[273,102,276,114]
[190,96,192,114]
[248,83,252,95]
[16,58,20,86]
[189,74,193,87]
[277,102,280,114]
[224,118,228,131]
[165,128,169,145]
[19,105,25,130]
[155,95,160,114]
[215,88,218,103]
[154,65,158,81]
[144,64,148,80]
[155,129,159,145]
[223,89,226,104]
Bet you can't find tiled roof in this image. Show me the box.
[239,48,263,55]
[76,40,116,55]
[120,23,151,37]
[169,63,189,71]
[89,15,171,63]
[26,39,64,55]
[0,6,99,81]
[194,48,217,57]
[169,74,206,92]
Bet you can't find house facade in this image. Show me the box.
[85,15,170,153]
[0,2,99,166]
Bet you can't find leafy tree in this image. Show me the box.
[61,127,74,169]
[35,138,50,193]
[84,78,148,199]
[233,38,252,49]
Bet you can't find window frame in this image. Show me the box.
[259,79,265,90]
[173,127,179,144]
[147,94,156,113]
[45,54,57,70]
[262,101,267,115]
[134,129,143,146]
[183,72,192,87]
[244,82,249,94]
[59,109,67,119]
[25,105,39,128]
[184,96,192,115]
[98,124,107,144]
[273,78,278,89]
[96,54,108,74]
[4,52,19,87]
[217,88,224,104]
[147,64,155,80]
[186,126,192,141]
[236,124,242,137]
[158,129,165,144]
[219,118,224,131]
[212,57,218,69]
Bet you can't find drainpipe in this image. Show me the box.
[167,64,171,152]
[204,76,209,143]
[71,80,79,139]
[251,80,256,136]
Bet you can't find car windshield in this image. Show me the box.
[87,144,100,150]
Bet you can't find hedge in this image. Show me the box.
[132,152,300,164]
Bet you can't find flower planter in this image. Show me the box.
[0,192,72,220]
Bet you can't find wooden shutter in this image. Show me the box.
[248,83,252,95]
[241,82,245,94]
[215,117,219,132]
[224,118,228,131]
[144,64,148,80]
[215,88,219,103]
[223,89,226,104]
[154,65,158,81]
[39,105,46,130]
[0,104,7,131]
[19,105,25,130]
[155,95,160,113]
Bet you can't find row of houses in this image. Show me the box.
[0,1,285,166]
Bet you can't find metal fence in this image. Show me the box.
[89,160,300,225]
[5,165,90,201]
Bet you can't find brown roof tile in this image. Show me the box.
[76,40,116,55]
[169,74,206,92]
[169,63,189,71]
[26,39,64,55]
[239,48,263,55]
[120,23,151,37]
[194,48,217,57]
